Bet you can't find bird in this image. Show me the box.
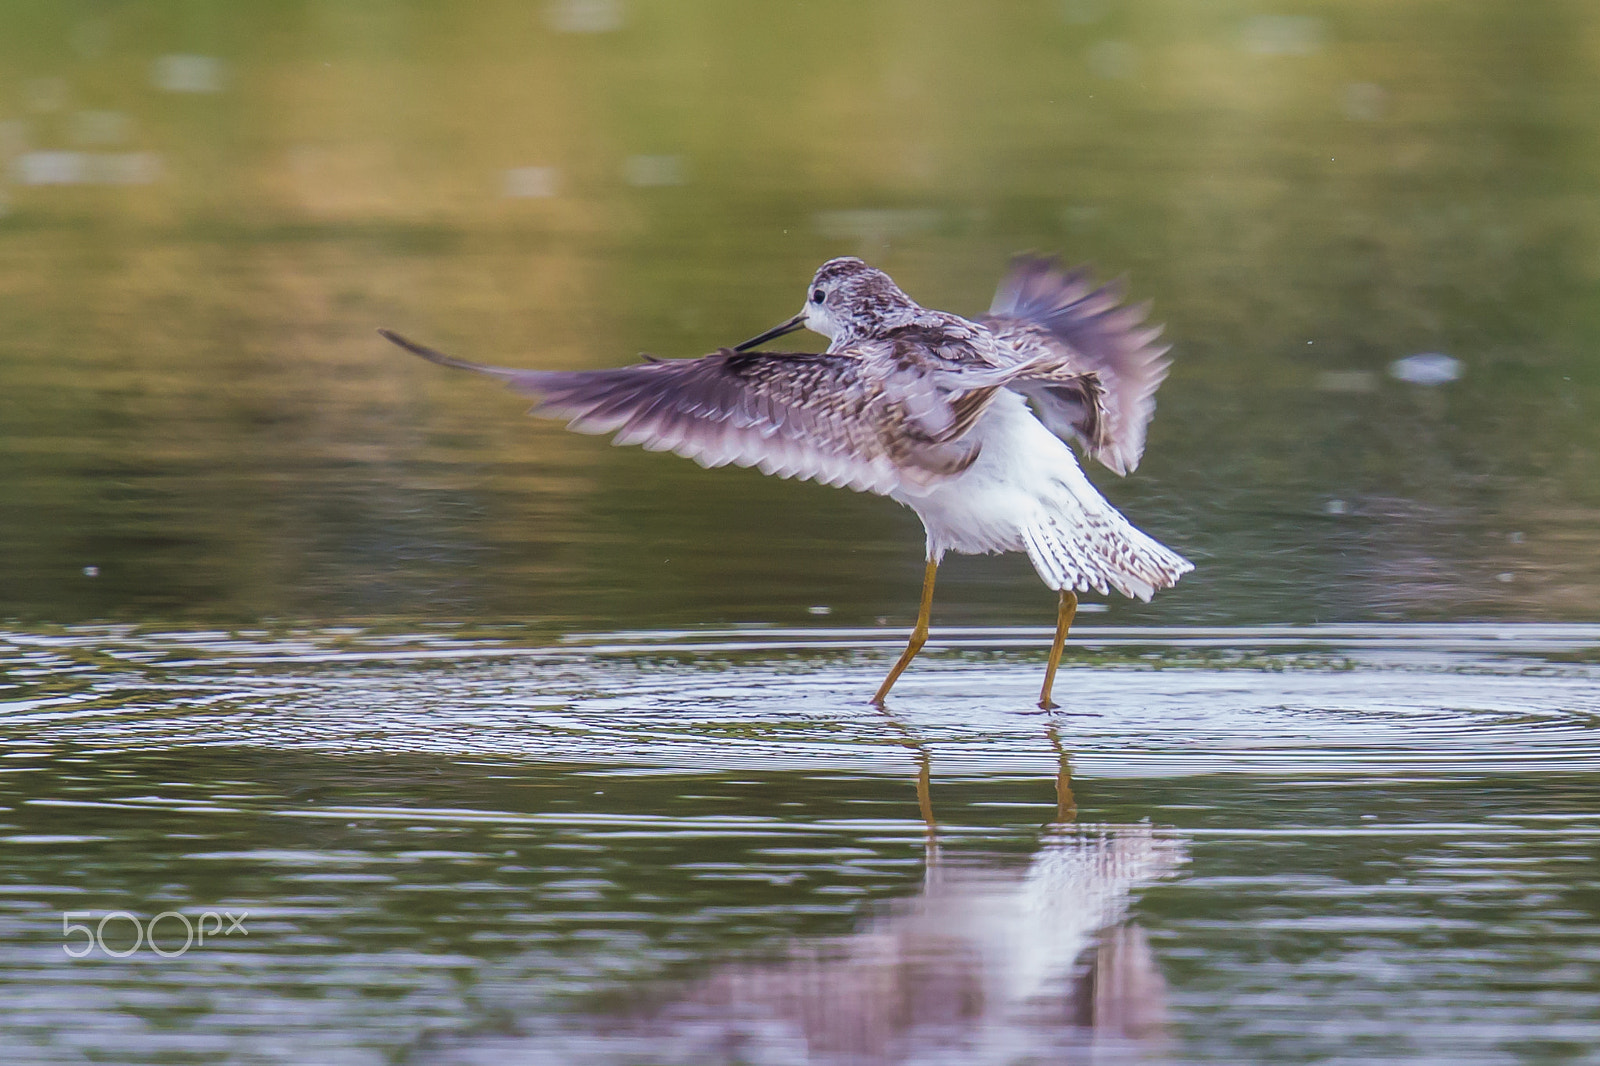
[379,255,1192,708]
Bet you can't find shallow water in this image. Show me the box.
[3,1,1600,633]
[3,625,1599,1064]
[5,3,1600,1062]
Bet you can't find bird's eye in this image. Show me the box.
[811,288,826,304]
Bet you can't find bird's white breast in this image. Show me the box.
[893,391,1098,559]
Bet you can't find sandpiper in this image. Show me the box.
[381,255,1191,707]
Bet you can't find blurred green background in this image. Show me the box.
[2,0,1596,630]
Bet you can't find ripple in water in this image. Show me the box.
[1,624,1598,1064]
[3,624,1598,775]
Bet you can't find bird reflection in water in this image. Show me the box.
[433,722,1185,1065]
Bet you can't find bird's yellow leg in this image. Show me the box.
[872,559,938,705]
[1038,589,1078,710]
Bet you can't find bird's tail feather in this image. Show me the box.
[1020,502,1192,602]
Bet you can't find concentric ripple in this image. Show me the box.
[2,625,1599,1065]
[3,624,1598,775]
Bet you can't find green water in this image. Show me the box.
[3,3,1600,1063]
[3,0,1598,629]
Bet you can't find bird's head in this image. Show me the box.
[734,257,920,351]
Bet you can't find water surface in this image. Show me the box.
[2,1,1598,630]
[3,4,1600,1063]
[4,625,1600,1064]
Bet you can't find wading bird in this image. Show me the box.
[381,255,1191,707]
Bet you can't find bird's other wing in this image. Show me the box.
[380,330,995,497]
[998,360,1111,458]
[981,255,1171,476]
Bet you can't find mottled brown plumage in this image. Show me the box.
[381,254,1190,706]
[379,327,1084,496]
[984,255,1172,476]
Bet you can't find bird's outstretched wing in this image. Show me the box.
[982,255,1171,476]
[380,329,1003,497]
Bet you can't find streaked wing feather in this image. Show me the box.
[380,330,996,496]
[982,256,1171,475]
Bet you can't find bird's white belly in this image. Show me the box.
[892,392,1089,559]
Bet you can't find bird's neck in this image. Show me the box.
[832,301,926,346]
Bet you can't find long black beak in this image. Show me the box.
[733,313,806,352]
